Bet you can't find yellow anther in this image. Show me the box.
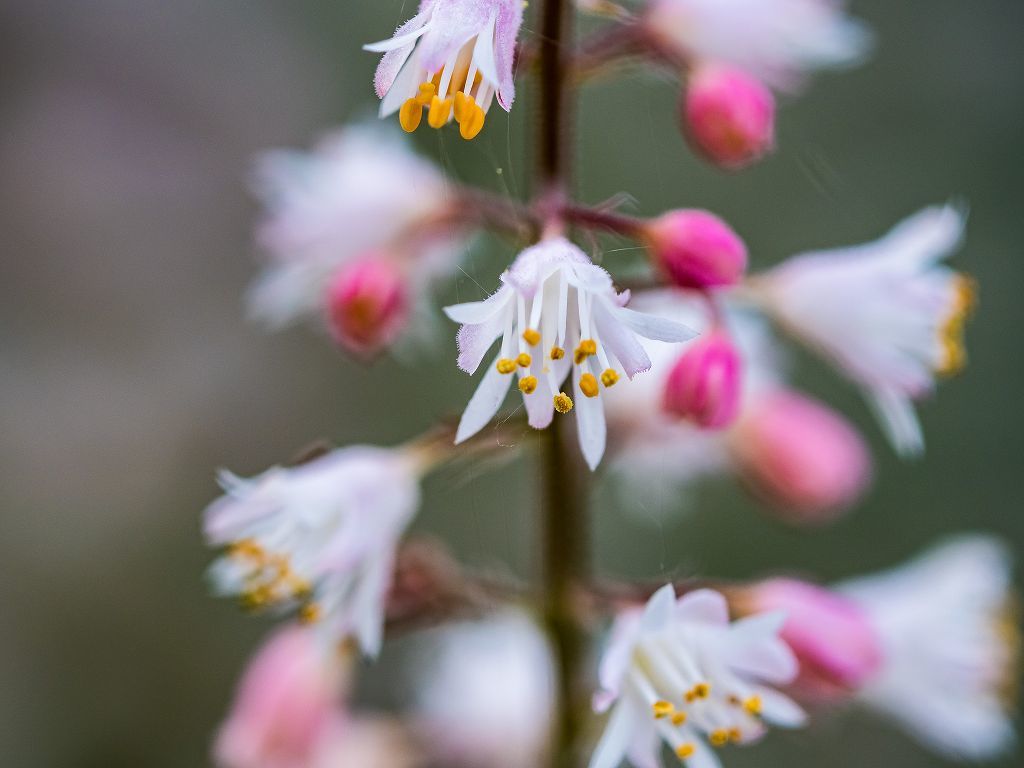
[675,744,696,760]
[936,274,976,377]
[574,338,597,364]
[519,376,538,395]
[579,372,600,398]
[399,98,423,133]
[428,95,453,128]
[460,102,486,140]
[671,711,688,727]
[299,602,321,624]
[516,352,532,368]
[522,328,541,346]
[692,683,711,699]
[729,728,743,743]
[652,700,675,719]
[453,91,470,122]
[600,368,619,388]
[496,358,517,374]
[415,81,436,105]
[553,392,574,413]
[709,729,730,748]
[550,345,565,360]
[743,695,762,717]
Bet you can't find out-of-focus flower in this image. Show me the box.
[728,391,871,521]
[662,330,743,429]
[644,210,748,289]
[248,125,462,349]
[754,204,974,456]
[310,719,421,768]
[412,611,554,768]
[444,238,697,469]
[214,625,350,768]
[838,536,1019,760]
[641,0,872,91]
[366,0,524,140]
[733,579,882,700]
[325,256,409,356]
[204,446,424,656]
[682,66,776,169]
[590,585,806,768]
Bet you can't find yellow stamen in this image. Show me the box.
[519,376,538,395]
[516,353,532,368]
[550,345,565,360]
[743,695,762,717]
[574,338,597,364]
[299,602,321,624]
[652,700,675,719]
[676,744,696,760]
[453,91,470,123]
[428,95,453,128]
[415,81,436,105]
[553,392,574,413]
[399,99,423,133]
[709,729,730,748]
[729,728,743,743]
[936,274,976,377]
[460,102,486,140]
[600,368,619,388]
[687,683,710,701]
[522,328,541,346]
[496,358,517,374]
[671,711,688,726]
[579,372,600,398]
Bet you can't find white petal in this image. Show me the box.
[588,701,639,768]
[521,365,556,430]
[674,589,730,626]
[867,386,924,457]
[379,47,422,117]
[455,354,513,444]
[614,306,700,343]
[363,21,432,53]
[444,287,512,324]
[352,554,393,658]
[471,11,500,87]
[593,302,653,379]
[575,368,607,470]
[754,687,807,729]
[640,585,677,632]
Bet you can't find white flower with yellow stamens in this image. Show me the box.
[444,238,697,469]
[839,536,1019,761]
[590,585,806,768]
[366,0,523,140]
[753,204,975,456]
[203,446,423,657]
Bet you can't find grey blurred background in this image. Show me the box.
[1,1,1021,766]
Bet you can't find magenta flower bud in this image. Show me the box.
[326,256,408,355]
[732,391,871,522]
[741,579,883,700]
[645,210,748,290]
[683,65,776,170]
[662,331,743,429]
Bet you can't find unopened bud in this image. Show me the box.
[683,65,775,170]
[662,332,742,429]
[644,210,747,290]
[325,256,408,355]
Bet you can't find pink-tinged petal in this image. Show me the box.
[444,287,511,324]
[593,302,652,379]
[493,0,523,110]
[640,584,677,632]
[455,354,514,443]
[587,701,639,768]
[455,306,511,374]
[752,687,808,729]
[675,589,730,626]
[595,615,641,711]
[369,7,434,98]
[614,305,699,343]
[574,366,607,470]
[472,12,501,90]
[378,48,423,118]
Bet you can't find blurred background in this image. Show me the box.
[1,0,1021,765]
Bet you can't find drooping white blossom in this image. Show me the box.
[366,0,523,139]
[204,446,423,657]
[591,585,806,768]
[839,536,1018,760]
[755,204,974,456]
[444,238,697,469]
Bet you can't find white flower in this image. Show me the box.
[643,0,872,90]
[248,124,458,331]
[755,204,975,456]
[591,585,806,768]
[204,446,423,657]
[444,238,697,469]
[838,536,1018,761]
[412,611,555,768]
[366,0,524,140]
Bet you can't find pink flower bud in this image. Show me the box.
[731,391,871,522]
[644,210,748,290]
[214,626,349,768]
[662,332,743,429]
[738,579,883,700]
[683,65,775,170]
[326,256,408,355]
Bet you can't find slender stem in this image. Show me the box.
[535,2,589,767]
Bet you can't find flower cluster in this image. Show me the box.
[200,2,1016,768]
